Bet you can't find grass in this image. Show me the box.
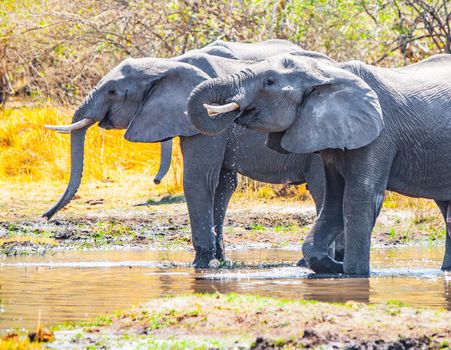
[0,236,57,247]
[3,293,446,349]
[0,105,183,192]
[1,104,442,210]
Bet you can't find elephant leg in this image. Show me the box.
[342,191,385,276]
[443,232,451,271]
[303,155,345,265]
[184,179,217,268]
[444,203,451,271]
[297,231,342,267]
[434,200,451,271]
[342,163,389,276]
[302,164,345,273]
[180,135,227,269]
[333,233,345,262]
[213,168,237,261]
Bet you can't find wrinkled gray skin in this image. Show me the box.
[43,40,345,268]
[187,53,451,275]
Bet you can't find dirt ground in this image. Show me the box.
[1,179,450,349]
[0,178,446,257]
[4,294,446,349]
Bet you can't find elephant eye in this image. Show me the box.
[108,86,116,95]
[264,78,275,87]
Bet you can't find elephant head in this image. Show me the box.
[44,58,210,219]
[187,54,384,154]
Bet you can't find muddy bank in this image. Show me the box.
[0,196,446,257]
[7,293,448,349]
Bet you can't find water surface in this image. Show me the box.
[1,246,449,332]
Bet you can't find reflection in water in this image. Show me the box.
[0,245,448,332]
[302,278,370,304]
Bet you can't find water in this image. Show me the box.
[0,246,450,332]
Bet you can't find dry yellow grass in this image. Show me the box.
[0,105,184,192]
[0,236,58,247]
[0,105,438,211]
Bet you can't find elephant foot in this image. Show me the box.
[215,249,226,261]
[343,263,370,276]
[307,273,369,279]
[296,258,308,268]
[193,257,221,269]
[208,259,221,269]
[307,256,344,274]
[193,249,217,269]
[441,264,451,272]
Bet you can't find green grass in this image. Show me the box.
[273,224,298,233]
[250,223,266,231]
[53,315,113,330]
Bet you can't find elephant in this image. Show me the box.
[43,40,344,268]
[186,53,451,275]
[152,39,313,185]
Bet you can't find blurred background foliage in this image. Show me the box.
[1,0,449,104]
[0,0,449,201]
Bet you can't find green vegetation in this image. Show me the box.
[3,293,445,349]
[2,294,450,348]
[1,1,450,201]
[250,223,266,232]
[1,1,450,105]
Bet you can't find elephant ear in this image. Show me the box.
[125,64,210,143]
[281,68,384,154]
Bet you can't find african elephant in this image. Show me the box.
[187,53,451,275]
[43,40,343,268]
[153,39,314,185]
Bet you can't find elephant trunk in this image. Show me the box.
[43,104,91,219]
[187,76,242,136]
[153,140,173,184]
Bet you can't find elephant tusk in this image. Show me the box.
[44,118,96,133]
[203,102,240,117]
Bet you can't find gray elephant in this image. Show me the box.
[152,40,318,185]
[187,53,451,275]
[43,40,343,268]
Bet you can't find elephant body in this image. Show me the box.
[44,40,341,267]
[171,48,335,266]
[178,124,325,266]
[187,53,451,274]
[199,39,304,60]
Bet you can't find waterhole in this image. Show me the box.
[1,246,449,332]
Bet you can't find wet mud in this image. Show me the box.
[0,198,446,257]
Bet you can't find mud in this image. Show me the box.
[251,333,445,350]
[0,196,446,257]
[38,294,451,349]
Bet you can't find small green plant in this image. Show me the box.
[273,224,296,233]
[388,228,397,240]
[250,224,266,231]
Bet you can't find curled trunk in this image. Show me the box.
[153,140,173,184]
[187,77,241,136]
